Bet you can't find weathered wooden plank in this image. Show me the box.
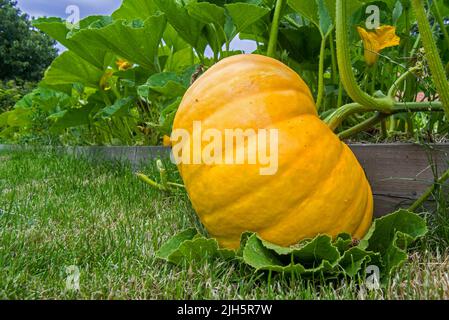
[65,146,169,167]
[349,144,449,216]
[1,143,448,216]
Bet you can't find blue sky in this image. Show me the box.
[16,0,256,53]
[17,0,122,19]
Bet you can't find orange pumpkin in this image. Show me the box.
[172,54,373,249]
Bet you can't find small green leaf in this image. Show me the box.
[156,228,235,265]
[156,228,198,261]
[334,233,353,253]
[339,247,377,277]
[138,72,189,99]
[95,96,135,119]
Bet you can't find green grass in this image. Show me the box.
[0,150,448,299]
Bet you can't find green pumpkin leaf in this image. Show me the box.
[33,16,110,69]
[287,0,334,36]
[70,15,167,72]
[156,228,235,265]
[95,96,135,119]
[138,72,188,99]
[362,209,428,276]
[48,103,96,131]
[156,228,199,260]
[41,51,104,91]
[225,3,271,38]
[156,210,427,284]
[112,0,160,20]
[187,2,226,26]
[154,0,206,52]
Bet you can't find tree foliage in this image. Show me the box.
[0,0,57,81]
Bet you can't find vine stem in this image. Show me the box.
[267,0,285,58]
[431,1,449,54]
[409,169,449,212]
[136,173,167,191]
[329,31,338,85]
[338,113,387,140]
[388,66,421,99]
[325,101,444,132]
[411,0,449,118]
[325,103,370,131]
[335,0,394,112]
[316,32,330,109]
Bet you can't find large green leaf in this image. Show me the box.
[361,209,428,277]
[187,2,226,26]
[35,14,166,72]
[154,0,206,51]
[163,24,191,53]
[278,25,322,69]
[4,107,32,127]
[41,51,104,91]
[288,0,334,36]
[33,16,110,69]
[112,0,160,20]
[225,3,271,38]
[48,103,96,130]
[187,1,228,54]
[156,210,427,283]
[69,15,167,72]
[0,111,11,128]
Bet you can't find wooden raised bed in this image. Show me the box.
[1,143,448,217]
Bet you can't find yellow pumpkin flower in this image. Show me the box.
[99,70,114,91]
[163,135,172,147]
[357,25,400,66]
[116,59,132,71]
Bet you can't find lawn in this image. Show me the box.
[0,150,448,299]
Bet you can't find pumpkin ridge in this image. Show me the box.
[179,112,318,186]
[255,140,346,237]
[188,54,310,96]
[353,180,374,238]
[193,116,344,233]
[175,83,316,129]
